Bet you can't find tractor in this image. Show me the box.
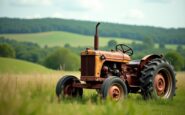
[56,23,176,101]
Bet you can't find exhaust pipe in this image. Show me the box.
[94,22,100,50]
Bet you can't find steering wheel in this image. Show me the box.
[115,44,133,56]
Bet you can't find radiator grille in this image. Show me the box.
[81,55,95,76]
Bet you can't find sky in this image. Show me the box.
[0,0,185,28]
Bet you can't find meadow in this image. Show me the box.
[0,70,185,115]
[0,56,185,115]
[0,31,141,47]
[0,57,54,74]
[1,31,185,50]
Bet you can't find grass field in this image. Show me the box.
[0,71,185,115]
[0,57,54,74]
[1,31,184,50]
[0,31,141,47]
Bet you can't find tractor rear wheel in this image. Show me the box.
[101,76,128,101]
[140,58,176,100]
[56,75,83,98]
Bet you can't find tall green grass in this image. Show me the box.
[0,72,184,115]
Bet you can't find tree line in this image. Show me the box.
[0,18,185,45]
[0,37,80,71]
[0,37,184,71]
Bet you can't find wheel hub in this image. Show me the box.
[154,73,166,96]
[109,85,123,101]
[64,84,73,96]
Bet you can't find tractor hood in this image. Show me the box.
[81,49,131,62]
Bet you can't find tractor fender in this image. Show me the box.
[139,54,163,69]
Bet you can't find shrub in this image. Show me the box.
[44,48,80,71]
[165,51,184,71]
[0,44,15,58]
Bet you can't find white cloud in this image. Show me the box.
[11,0,53,6]
[51,12,63,18]
[125,9,145,20]
[78,0,103,11]
[55,0,103,12]
[25,14,41,19]
[143,0,172,3]
[0,0,184,28]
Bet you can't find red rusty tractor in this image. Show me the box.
[56,23,176,101]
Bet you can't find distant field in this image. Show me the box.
[1,31,184,50]
[0,57,54,74]
[155,44,185,50]
[0,31,141,47]
[0,71,184,115]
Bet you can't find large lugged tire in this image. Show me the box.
[140,58,176,100]
[56,75,83,98]
[101,76,128,101]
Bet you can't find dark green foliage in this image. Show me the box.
[64,43,71,48]
[0,37,81,71]
[1,37,184,71]
[165,51,184,71]
[142,37,154,49]
[176,46,185,70]
[0,18,185,45]
[159,43,165,49]
[0,37,44,63]
[107,40,117,49]
[0,44,15,58]
[177,45,184,53]
[44,48,80,71]
[131,42,145,51]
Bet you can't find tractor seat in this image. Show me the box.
[128,60,140,66]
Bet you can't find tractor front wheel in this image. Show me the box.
[101,76,128,101]
[56,75,83,98]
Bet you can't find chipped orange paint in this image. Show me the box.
[81,49,131,80]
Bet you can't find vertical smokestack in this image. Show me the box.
[94,22,100,50]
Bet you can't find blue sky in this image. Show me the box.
[0,0,185,28]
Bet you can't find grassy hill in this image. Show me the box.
[0,57,54,74]
[1,18,185,45]
[0,31,141,47]
[1,31,184,50]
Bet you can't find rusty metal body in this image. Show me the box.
[71,23,162,94]
[56,22,175,101]
[73,48,161,93]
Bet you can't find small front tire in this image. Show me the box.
[101,76,128,101]
[56,75,83,98]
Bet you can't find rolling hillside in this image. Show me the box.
[1,31,184,49]
[0,18,185,45]
[0,57,54,74]
[0,31,141,47]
